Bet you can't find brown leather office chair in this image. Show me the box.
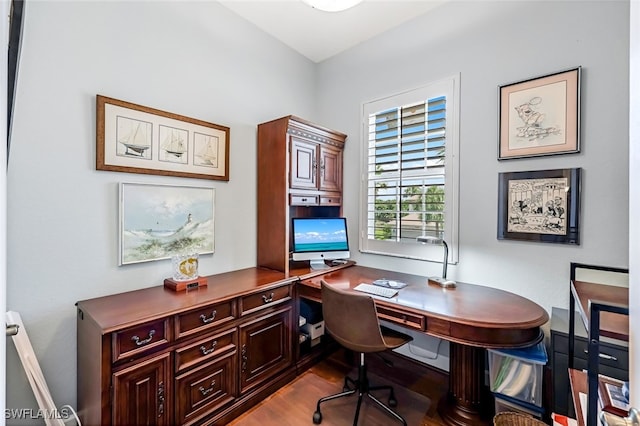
[313,280,413,426]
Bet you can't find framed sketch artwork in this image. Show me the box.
[97,95,230,181]
[497,168,581,244]
[119,183,215,265]
[499,67,581,160]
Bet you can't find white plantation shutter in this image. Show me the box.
[360,75,459,262]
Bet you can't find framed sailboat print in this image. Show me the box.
[96,95,230,181]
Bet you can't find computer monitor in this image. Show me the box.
[291,217,350,270]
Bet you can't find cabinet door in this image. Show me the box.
[239,307,292,394]
[113,352,171,426]
[290,137,317,190]
[319,144,342,192]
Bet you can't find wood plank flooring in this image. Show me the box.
[229,349,450,426]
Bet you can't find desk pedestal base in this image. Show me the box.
[438,343,491,426]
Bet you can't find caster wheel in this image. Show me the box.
[389,397,397,407]
[313,411,322,424]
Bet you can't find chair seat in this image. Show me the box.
[381,326,412,350]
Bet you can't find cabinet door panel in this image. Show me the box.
[113,352,171,426]
[239,307,292,394]
[290,138,317,189]
[319,145,342,192]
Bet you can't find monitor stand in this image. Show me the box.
[309,259,329,270]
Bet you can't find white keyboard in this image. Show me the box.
[354,283,398,298]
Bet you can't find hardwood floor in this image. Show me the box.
[229,348,450,426]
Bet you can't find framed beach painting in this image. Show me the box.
[97,95,230,181]
[498,67,581,160]
[119,182,215,265]
[497,168,581,244]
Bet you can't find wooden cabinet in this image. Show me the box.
[257,115,346,274]
[77,268,297,426]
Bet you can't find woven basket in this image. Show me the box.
[493,412,548,426]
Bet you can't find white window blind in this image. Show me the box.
[360,75,459,262]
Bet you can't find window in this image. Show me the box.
[360,75,460,262]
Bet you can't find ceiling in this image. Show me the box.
[218,0,447,63]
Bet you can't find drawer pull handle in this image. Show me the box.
[200,341,217,355]
[583,349,618,361]
[131,329,156,346]
[199,379,216,396]
[262,293,274,303]
[157,381,165,417]
[241,344,247,372]
[301,198,307,202]
[200,310,217,324]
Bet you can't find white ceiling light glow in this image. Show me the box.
[302,0,363,12]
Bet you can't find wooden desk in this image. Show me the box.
[299,265,549,426]
[77,267,300,426]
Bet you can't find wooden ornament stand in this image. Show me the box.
[164,276,208,291]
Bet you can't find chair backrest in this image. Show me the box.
[320,280,388,353]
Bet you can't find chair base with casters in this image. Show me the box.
[312,352,407,425]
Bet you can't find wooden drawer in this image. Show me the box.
[112,318,171,362]
[175,328,237,373]
[289,194,318,206]
[240,285,292,316]
[174,351,236,426]
[376,305,424,331]
[319,195,341,206]
[176,300,236,339]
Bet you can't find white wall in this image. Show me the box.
[6,1,315,420]
[318,0,629,313]
[316,0,629,368]
[6,0,630,418]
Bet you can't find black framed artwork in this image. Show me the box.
[497,168,581,244]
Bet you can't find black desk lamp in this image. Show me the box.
[417,236,456,288]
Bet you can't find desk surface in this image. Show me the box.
[300,265,549,349]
